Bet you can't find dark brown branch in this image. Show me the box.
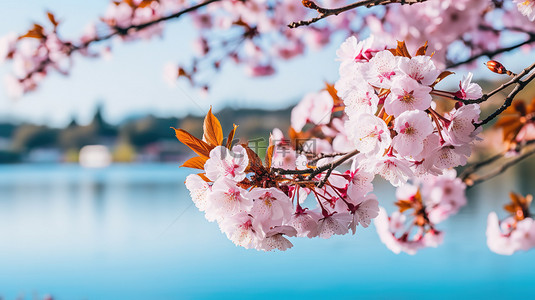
[460,140,535,188]
[272,149,359,184]
[460,61,535,106]
[464,146,535,188]
[447,33,535,69]
[475,67,535,127]
[72,0,221,51]
[288,0,427,29]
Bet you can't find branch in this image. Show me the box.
[464,147,535,188]
[460,140,535,188]
[475,67,535,127]
[447,33,535,69]
[272,149,359,184]
[71,0,221,51]
[288,0,428,29]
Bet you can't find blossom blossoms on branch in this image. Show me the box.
[2,0,535,96]
[177,108,381,251]
[175,37,486,253]
[375,170,466,255]
[487,192,535,255]
[293,35,483,187]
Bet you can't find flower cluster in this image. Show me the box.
[374,170,466,255]
[1,0,357,96]
[177,108,380,251]
[4,0,533,97]
[487,192,535,255]
[368,0,502,68]
[335,36,482,187]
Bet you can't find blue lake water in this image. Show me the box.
[0,163,534,299]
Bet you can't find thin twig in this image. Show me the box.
[288,0,427,29]
[447,33,535,69]
[272,149,359,182]
[465,146,535,188]
[460,140,535,187]
[476,69,535,127]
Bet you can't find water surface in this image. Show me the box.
[0,164,533,299]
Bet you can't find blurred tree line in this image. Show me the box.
[0,105,291,163]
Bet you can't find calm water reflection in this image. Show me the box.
[0,163,534,299]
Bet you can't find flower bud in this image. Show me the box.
[302,0,318,9]
[486,60,508,74]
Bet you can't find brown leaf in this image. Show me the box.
[415,41,428,56]
[431,71,454,88]
[172,127,212,158]
[265,145,274,169]
[20,24,45,39]
[325,82,343,107]
[243,144,264,173]
[47,12,59,27]
[197,173,211,182]
[138,0,154,8]
[395,200,413,213]
[396,41,412,58]
[226,124,238,149]
[180,156,207,170]
[203,107,223,146]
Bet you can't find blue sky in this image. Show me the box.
[0,0,531,127]
[0,0,343,126]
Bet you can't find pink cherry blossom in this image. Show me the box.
[185,174,211,212]
[393,110,434,157]
[249,188,293,230]
[374,208,424,255]
[444,104,481,146]
[431,144,471,170]
[316,213,351,239]
[514,0,535,21]
[347,159,375,197]
[219,212,264,250]
[288,207,319,238]
[291,90,333,131]
[362,156,414,187]
[0,32,17,63]
[347,194,379,233]
[385,76,432,117]
[342,82,380,118]
[346,113,391,155]
[487,213,535,255]
[204,145,249,182]
[205,177,252,222]
[362,50,400,89]
[453,72,483,100]
[261,226,298,251]
[398,55,441,86]
[336,35,379,74]
[421,169,466,224]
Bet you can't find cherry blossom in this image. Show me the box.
[392,110,434,157]
[444,104,481,146]
[185,174,211,212]
[384,76,432,117]
[363,50,400,89]
[375,208,426,255]
[204,145,249,182]
[205,177,252,222]
[346,113,391,156]
[398,55,441,86]
[453,73,483,100]
[487,213,535,255]
[514,0,535,21]
[291,90,334,131]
